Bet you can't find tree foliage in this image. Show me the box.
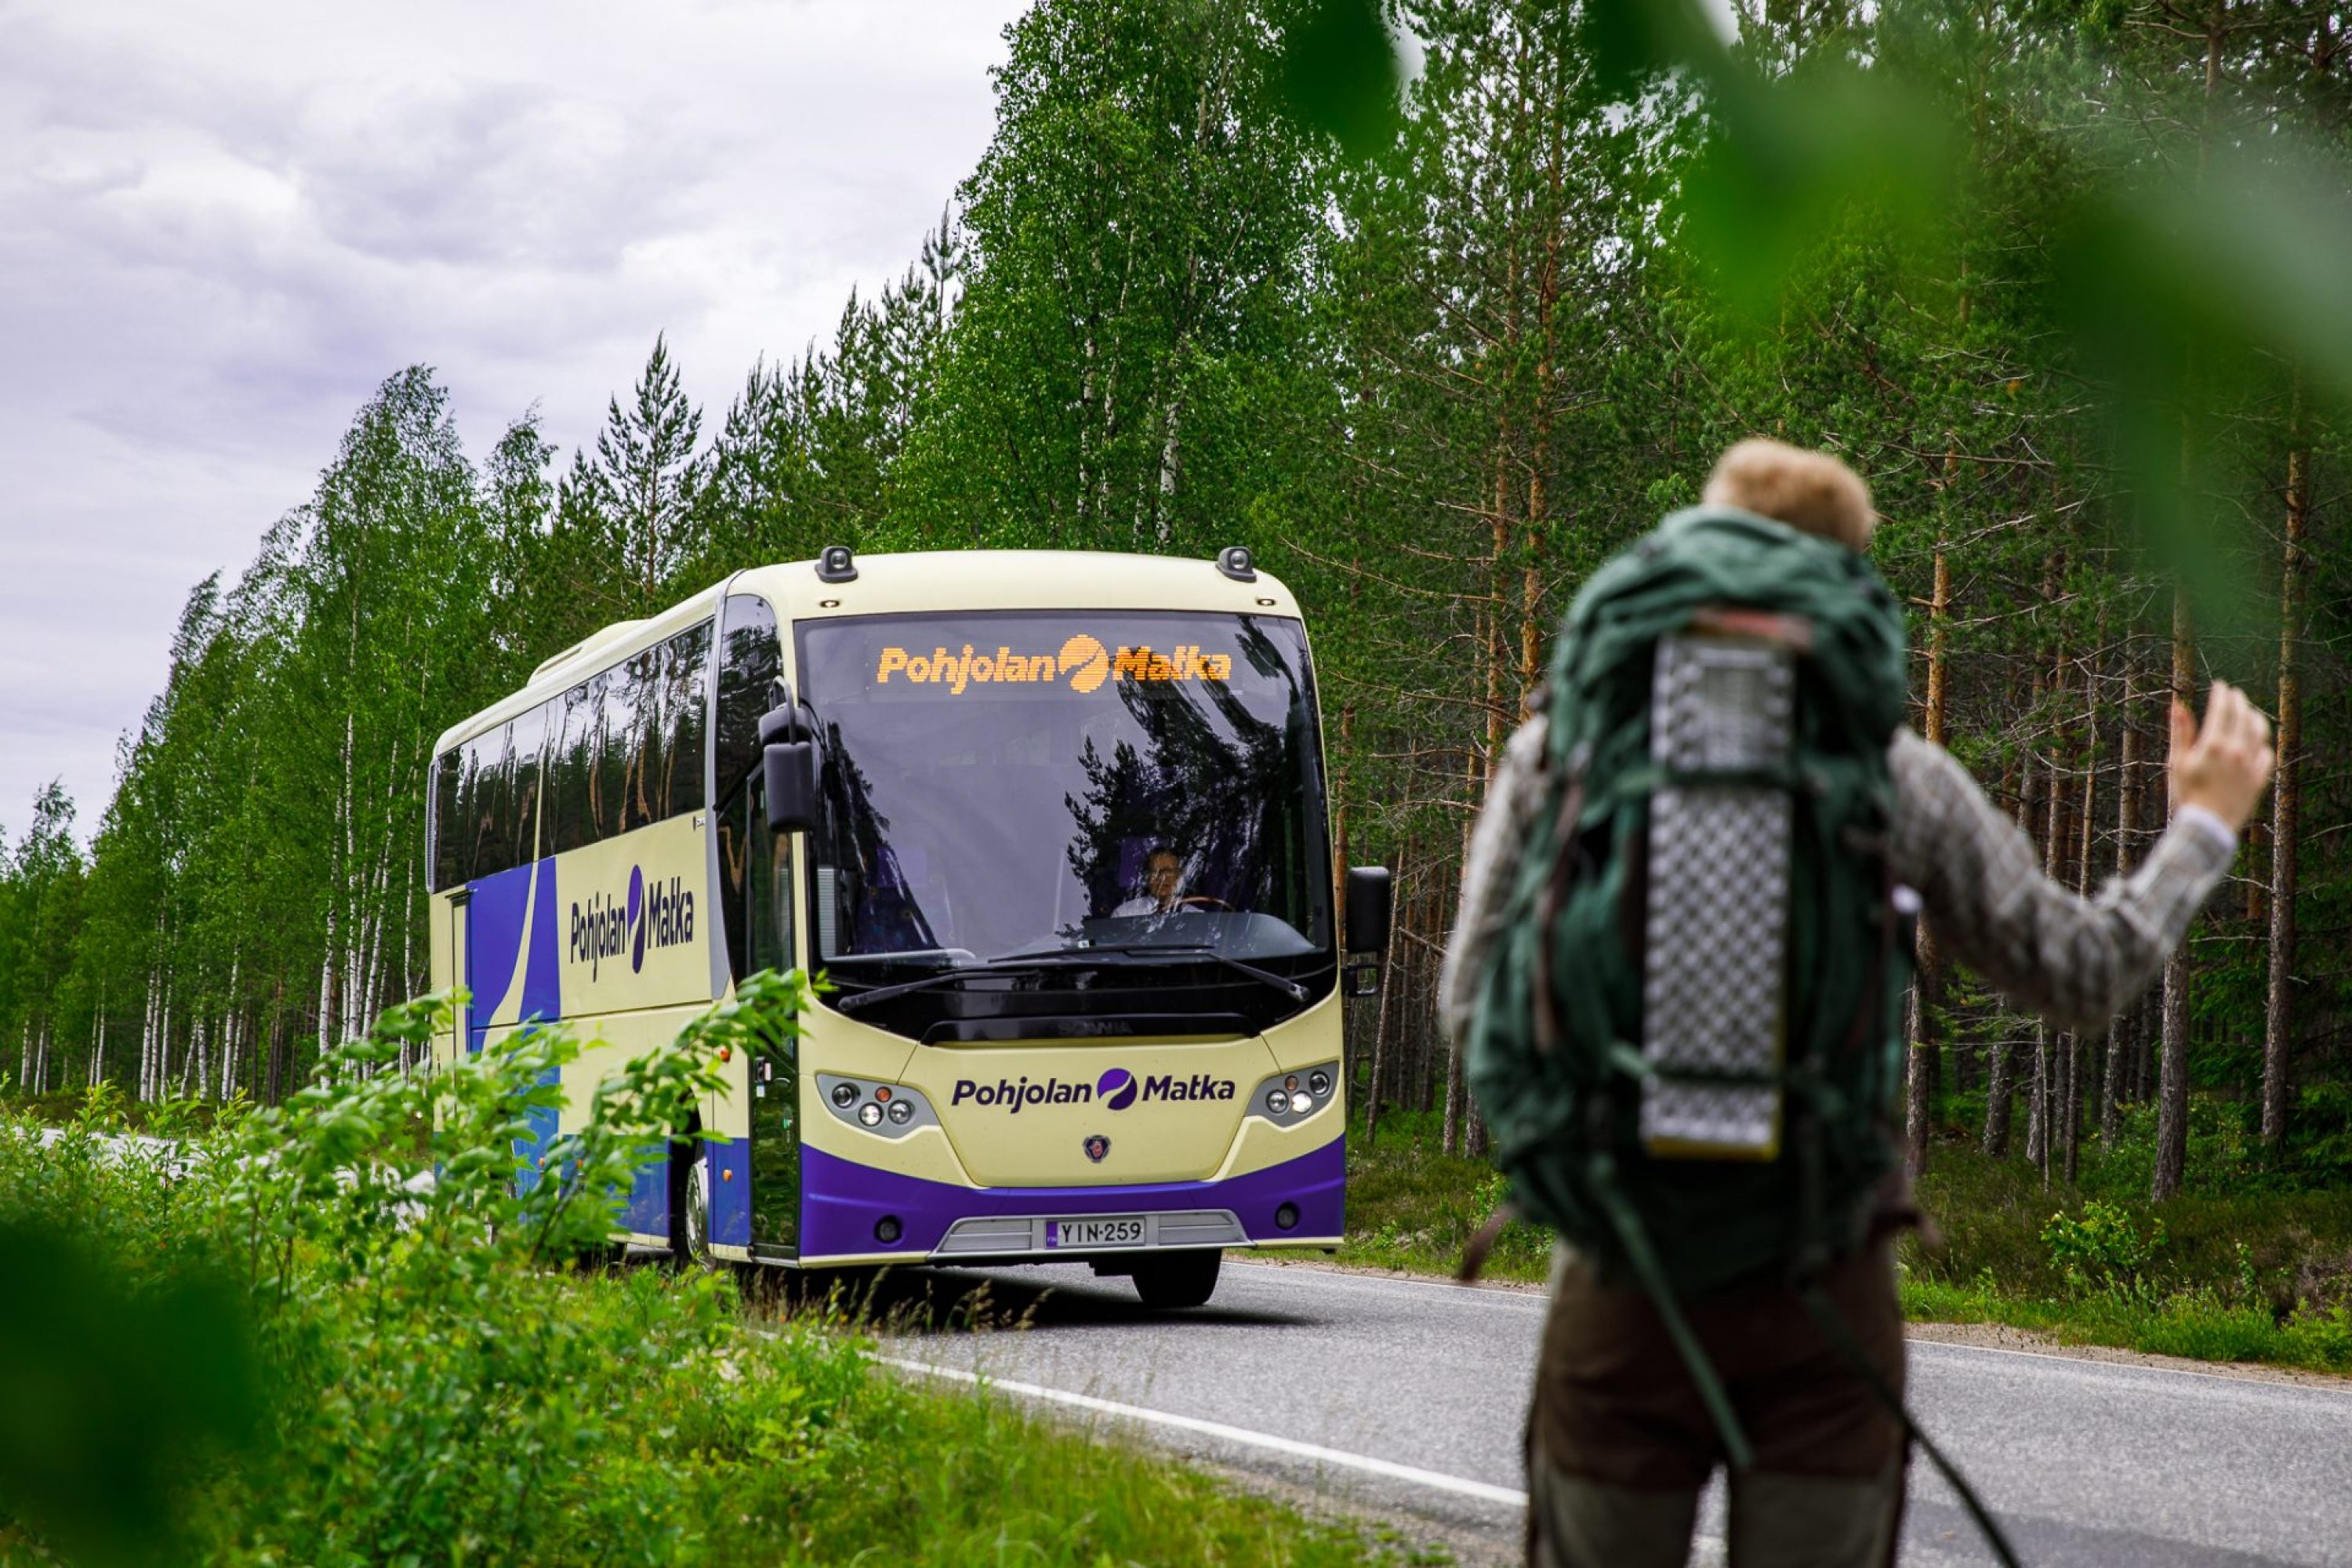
[4,0,2347,1195]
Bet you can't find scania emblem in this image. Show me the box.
[1083,1134,1110,1163]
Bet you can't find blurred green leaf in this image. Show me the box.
[0,1221,261,1566]
[1277,0,1403,159]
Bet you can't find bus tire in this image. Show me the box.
[668,1140,713,1270]
[1131,1249,1221,1309]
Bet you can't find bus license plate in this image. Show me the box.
[1047,1218,1144,1249]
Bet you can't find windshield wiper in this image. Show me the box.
[831,959,1047,1013]
[983,943,1311,1004]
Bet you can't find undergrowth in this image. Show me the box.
[0,979,1416,1567]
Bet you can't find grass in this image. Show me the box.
[1301,1105,2352,1376]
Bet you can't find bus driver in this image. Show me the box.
[1112,845,1228,916]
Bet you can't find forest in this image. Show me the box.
[3,0,2349,1214]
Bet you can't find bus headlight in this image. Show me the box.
[817,1075,935,1139]
[1249,1062,1340,1126]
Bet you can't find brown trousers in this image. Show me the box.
[1526,1240,1908,1567]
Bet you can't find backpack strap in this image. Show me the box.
[1582,1144,1756,1472]
[1527,769,1586,1059]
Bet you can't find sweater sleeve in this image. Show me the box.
[1439,717,1551,1055]
[1887,728,2236,1035]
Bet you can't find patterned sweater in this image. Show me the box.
[1438,717,2236,1051]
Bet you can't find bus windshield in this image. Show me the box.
[797,611,1333,1005]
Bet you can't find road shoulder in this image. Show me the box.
[1251,1253,2352,1390]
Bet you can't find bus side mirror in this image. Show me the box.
[1345,866,1392,955]
[763,742,819,833]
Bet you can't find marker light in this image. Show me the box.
[1265,1088,1289,1116]
[887,1099,914,1124]
[875,1086,893,1103]
[1289,1091,1313,1115]
[858,1102,884,1127]
[1308,1069,1331,1097]
[832,1082,859,1109]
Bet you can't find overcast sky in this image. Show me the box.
[0,0,1028,842]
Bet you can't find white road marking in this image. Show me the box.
[877,1353,1532,1508]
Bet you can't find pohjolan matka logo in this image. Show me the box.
[873,634,1233,695]
[571,865,697,979]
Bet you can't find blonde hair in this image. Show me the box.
[1701,438,1876,551]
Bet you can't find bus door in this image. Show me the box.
[448,888,472,1058]
[733,767,800,1257]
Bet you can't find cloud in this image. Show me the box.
[0,0,1025,833]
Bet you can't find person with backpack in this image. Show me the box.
[1441,438,2275,1568]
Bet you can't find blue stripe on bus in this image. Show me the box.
[622,1145,669,1236]
[710,1138,751,1249]
[521,856,562,1024]
[463,861,534,1053]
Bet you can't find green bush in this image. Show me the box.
[2040,1200,2165,1297]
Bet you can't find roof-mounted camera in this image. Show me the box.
[816,544,858,584]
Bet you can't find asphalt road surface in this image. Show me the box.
[868,1258,2352,1566]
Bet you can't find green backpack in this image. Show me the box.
[1468,505,1911,1297]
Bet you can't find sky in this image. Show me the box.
[0,0,1029,843]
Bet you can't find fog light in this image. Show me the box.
[832,1082,859,1109]
[1275,1203,1299,1231]
[1308,1069,1330,1097]
[887,1099,913,1124]
[858,1102,884,1127]
[875,1215,902,1244]
[1289,1091,1313,1114]
[1265,1088,1288,1115]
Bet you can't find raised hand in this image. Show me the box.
[2169,680,2278,836]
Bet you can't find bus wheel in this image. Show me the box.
[669,1144,713,1270]
[1131,1249,1221,1309]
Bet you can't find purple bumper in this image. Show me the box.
[800,1137,1345,1260]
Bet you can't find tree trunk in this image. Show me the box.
[2263,440,2307,1152]
[1906,536,1952,1174]
[2154,588,2196,1203]
[1363,839,1406,1149]
[2029,652,2071,1183]
[2103,662,2142,1140]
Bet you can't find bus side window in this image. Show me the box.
[662,622,711,819]
[546,681,597,856]
[715,594,780,982]
[430,748,463,891]
[506,701,550,869]
[714,594,779,805]
[596,665,635,842]
[742,782,795,977]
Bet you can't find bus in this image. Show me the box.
[426,546,1388,1308]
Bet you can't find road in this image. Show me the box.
[868,1258,2352,1566]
